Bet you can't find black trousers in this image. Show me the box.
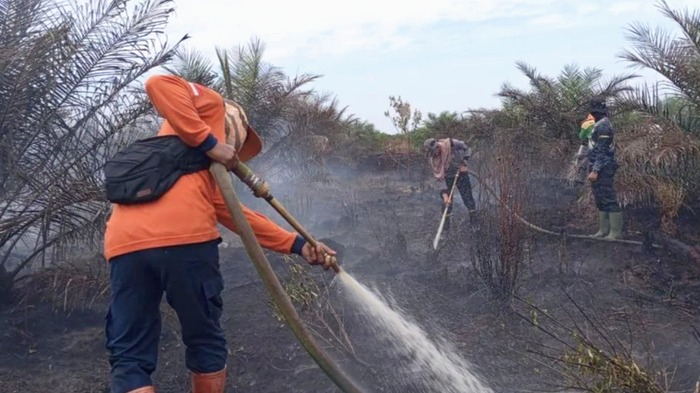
[105,239,226,393]
[442,171,477,212]
[591,165,621,213]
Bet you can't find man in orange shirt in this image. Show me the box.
[104,74,336,393]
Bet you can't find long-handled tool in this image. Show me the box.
[432,172,460,250]
[227,161,341,272]
[210,162,363,393]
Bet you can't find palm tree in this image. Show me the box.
[166,37,356,181]
[166,37,320,142]
[619,0,700,135]
[0,0,184,298]
[422,111,462,137]
[613,117,700,234]
[257,91,357,181]
[614,0,700,234]
[498,62,637,140]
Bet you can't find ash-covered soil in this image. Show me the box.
[1,168,699,393]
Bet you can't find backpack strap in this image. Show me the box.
[188,82,200,97]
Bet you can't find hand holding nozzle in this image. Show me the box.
[301,241,339,273]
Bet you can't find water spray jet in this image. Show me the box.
[210,162,361,393]
[215,161,495,392]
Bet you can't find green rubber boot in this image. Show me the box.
[593,211,610,237]
[605,212,623,240]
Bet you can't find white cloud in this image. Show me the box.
[164,0,584,60]
[157,0,699,131]
[526,13,577,29]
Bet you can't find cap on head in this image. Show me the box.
[588,97,607,115]
[224,100,262,162]
[423,138,436,152]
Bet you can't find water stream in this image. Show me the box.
[337,271,493,393]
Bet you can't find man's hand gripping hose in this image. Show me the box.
[209,162,363,393]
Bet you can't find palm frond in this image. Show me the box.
[165,45,218,87]
[497,82,528,102]
[596,74,639,98]
[614,119,700,233]
[620,82,700,134]
[215,46,233,98]
[620,1,700,106]
[0,0,183,286]
[656,0,700,53]
[515,60,555,92]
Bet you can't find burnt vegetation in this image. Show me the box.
[1,0,700,392]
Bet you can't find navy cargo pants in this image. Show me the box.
[105,239,226,393]
[591,164,621,213]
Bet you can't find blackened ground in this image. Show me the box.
[1,170,699,393]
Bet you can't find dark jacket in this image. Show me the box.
[587,117,617,173]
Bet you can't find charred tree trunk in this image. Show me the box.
[0,265,13,304]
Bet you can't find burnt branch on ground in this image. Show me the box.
[267,255,358,362]
[511,292,670,393]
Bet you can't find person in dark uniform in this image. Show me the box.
[424,137,477,231]
[585,97,623,239]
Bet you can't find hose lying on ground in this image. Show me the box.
[210,163,365,393]
[470,168,700,263]
[465,169,655,247]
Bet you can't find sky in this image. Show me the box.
[161,0,697,133]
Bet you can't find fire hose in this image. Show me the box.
[209,162,364,393]
[465,169,659,248]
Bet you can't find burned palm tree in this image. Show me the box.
[602,115,700,235]
[0,0,184,299]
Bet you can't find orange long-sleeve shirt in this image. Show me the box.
[103,74,300,261]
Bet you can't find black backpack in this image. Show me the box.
[103,135,211,205]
